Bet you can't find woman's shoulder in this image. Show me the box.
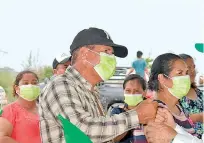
[3,102,19,111]
[1,102,19,125]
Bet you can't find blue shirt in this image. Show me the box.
[132,59,147,78]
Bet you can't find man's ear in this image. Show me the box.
[79,47,89,60]
[53,69,57,75]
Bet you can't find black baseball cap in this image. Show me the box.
[52,53,71,69]
[70,27,128,58]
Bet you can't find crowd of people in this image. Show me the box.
[0,27,203,143]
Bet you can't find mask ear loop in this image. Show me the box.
[163,74,173,89]
[84,49,99,66]
[87,49,99,55]
[163,74,172,79]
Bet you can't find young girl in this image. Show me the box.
[0,70,41,143]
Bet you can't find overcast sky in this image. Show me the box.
[0,0,203,73]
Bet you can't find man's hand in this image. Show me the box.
[155,108,176,128]
[144,122,177,143]
[135,99,158,124]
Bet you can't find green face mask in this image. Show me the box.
[19,85,40,101]
[124,94,143,106]
[86,50,117,81]
[164,75,191,99]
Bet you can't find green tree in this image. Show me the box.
[21,50,54,82]
[38,66,53,82]
[145,57,154,69]
[0,71,16,102]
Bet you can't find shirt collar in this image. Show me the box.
[65,66,96,91]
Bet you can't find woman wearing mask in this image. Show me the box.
[109,74,148,143]
[179,54,203,139]
[148,53,196,136]
[0,71,41,143]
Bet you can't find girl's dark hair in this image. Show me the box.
[179,54,197,89]
[148,53,181,91]
[13,70,39,96]
[123,74,146,90]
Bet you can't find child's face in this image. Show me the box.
[124,79,145,95]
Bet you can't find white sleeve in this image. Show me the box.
[173,134,203,143]
[174,124,191,136]
[173,124,203,143]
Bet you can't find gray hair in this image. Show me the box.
[71,45,95,65]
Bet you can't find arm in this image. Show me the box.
[49,88,139,143]
[173,133,203,143]
[179,97,203,123]
[46,84,157,143]
[126,68,135,75]
[41,78,157,143]
[110,108,128,142]
[145,122,203,143]
[126,62,136,75]
[189,112,204,123]
[145,68,149,76]
[0,118,18,143]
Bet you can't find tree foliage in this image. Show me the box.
[0,71,16,102]
[145,57,154,69]
[38,66,53,82]
[21,50,53,82]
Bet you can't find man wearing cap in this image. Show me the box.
[40,53,71,90]
[52,53,72,76]
[39,27,158,143]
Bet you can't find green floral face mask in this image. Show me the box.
[86,50,117,81]
[124,94,143,106]
[164,75,191,99]
[19,85,40,101]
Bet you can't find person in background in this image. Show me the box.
[109,74,148,143]
[179,54,203,139]
[199,75,204,85]
[0,71,41,143]
[39,27,158,143]
[39,53,72,91]
[51,53,71,78]
[145,108,203,143]
[148,53,196,136]
[127,51,148,79]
